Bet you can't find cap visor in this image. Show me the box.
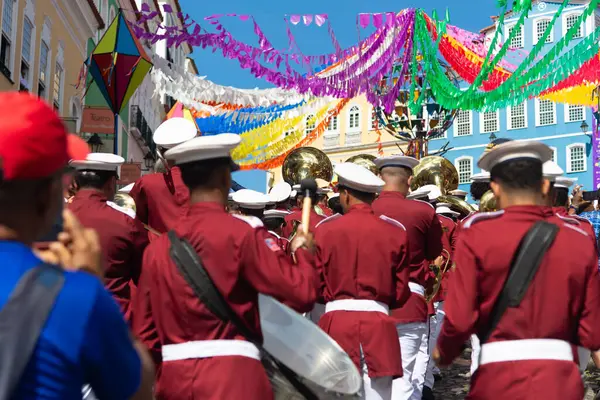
[67,134,89,161]
[230,159,240,172]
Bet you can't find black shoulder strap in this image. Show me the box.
[167,231,318,400]
[480,221,559,344]
[0,263,65,400]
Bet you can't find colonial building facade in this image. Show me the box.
[429,0,596,201]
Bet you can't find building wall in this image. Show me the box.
[0,0,100,121]
[270,94,407,185]
[430,0,596,202]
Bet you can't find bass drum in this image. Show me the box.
[259,294,362,399]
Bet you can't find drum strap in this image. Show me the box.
[479,221,558,344]
[0,263,65,400]
[167,231,318,400]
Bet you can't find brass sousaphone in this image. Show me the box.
[479,190,497,212]
[345,154,378,175]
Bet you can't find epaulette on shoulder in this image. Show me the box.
[315,213,342,228]
[462,210,505,229]
[563,223,589,237]
[412,199,435,209]
[106,201,135,219]
[232,214,264,229]
[379,215,406,230]
[555,213,581,226]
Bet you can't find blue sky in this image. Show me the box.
[179,0,500,89]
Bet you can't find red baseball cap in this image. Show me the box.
[0,92,89,181]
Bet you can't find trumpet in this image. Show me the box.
[426,249,451,303]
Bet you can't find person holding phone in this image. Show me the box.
[0,92,154,399]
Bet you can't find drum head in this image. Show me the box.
[259,295,362,395]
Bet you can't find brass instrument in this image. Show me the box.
[345,154,378,175]
[426,249,451,303]
[479,190,497,212]
[410,156,475,217]
[113,193,137,213]
[282,147,333,186]
[410,156,459,194]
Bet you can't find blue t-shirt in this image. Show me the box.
[0,241,141,399]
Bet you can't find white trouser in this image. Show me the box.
[424,301,444,389]
[479,339,573,365]
[410,319,430,400]
[361,345,392,400]
[391,322,428,400]
[161,339,261,362]
[470,334,480,375]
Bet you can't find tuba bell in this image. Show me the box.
[345,154,378,175]
[282,147,333,186]
[479,190,497,212]
[410,156,475,217]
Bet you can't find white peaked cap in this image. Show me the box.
[470,171,491,183]
[335,162,385,194]
[450,189,468,197]
[70,152,124,171]
[264,209,291,219]
[555,176,577,189]
[118,183,134,193]
[478,140,552,171]
[164,134,241,166]
[419,184,442,200]
[407,187,431,200]
[269,182,292,203]
[232,189,270,210]
[542,160,564,182]
[290,189,298,198]
[436,205,459,216]
[227,192,234,200]
[327,192,340,200]
[153,117,197,149]
[374,155,420,170]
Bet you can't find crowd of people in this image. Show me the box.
[1,91,600,400]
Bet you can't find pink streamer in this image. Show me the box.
[359,14,371,28]
[373,13,384,28]
[315,14,327,27]
[303,15,313,26]
[290,15,301,25]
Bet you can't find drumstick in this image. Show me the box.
[300,179,318,235]
[144,224,161,236]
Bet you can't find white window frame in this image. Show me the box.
[305,114,316,135]
[109,6,116,25]
[453,110,473,137]
[326,115,338,132]
[564,103,586,123]
[455,156,474,185]
[19,14,35,90]
[563,12,584,39]
[370,107,379,130]
[549,146,557,163]
[505,24,524,49]
[507,102,528,130]
[534,98,556,127]
[0,0,18,79]
[533,17,554,45]
[347,105,361,132]
[53,42,64,112]
[566,143,587,173]
[479,110,500,134]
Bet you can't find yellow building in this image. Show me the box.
[270,95,407,184]
[0,0,103,122]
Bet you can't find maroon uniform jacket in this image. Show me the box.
[434,214,457,304]
[132,202,317,400]
[372,191,443,323]
[438,206,600,399]
[129,166,189,234]
[315,204,411,378]
[281,208,325,239]
[68,190,149,322]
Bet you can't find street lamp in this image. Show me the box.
[488,132,497,142]
[87,134,103,153]
[581,120,589,134]
[144,152,155,169]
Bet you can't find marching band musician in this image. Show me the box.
[433,140,600,400]
[281,185,325,238]
[132,134,317,400]
[469,172,491,212]
[552,176,576,214]
[263,209,291,252]
[232,189,269,219]
[371,155,443,400]
[268,181,293,211]
[68,153,149,322]
[315,162,411,400]
[128,118,197,234]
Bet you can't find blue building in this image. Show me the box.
[429,0,596,202]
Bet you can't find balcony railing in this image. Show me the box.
[130,105,156,155]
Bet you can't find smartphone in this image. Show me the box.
[35,206,64,248]
[582,190,598,202]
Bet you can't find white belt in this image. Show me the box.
[325,299,389,315]
[162,340,261,362]
[480,339,574,366]
[408,282,425,297]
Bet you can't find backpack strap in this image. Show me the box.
[0,263,65,400]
